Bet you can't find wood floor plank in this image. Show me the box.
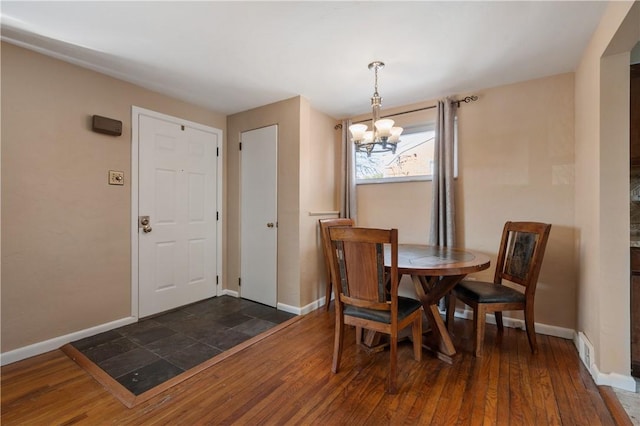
[0,309,622,425]
[515,327,539,425]
[531,335,563,425]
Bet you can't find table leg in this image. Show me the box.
[411,274,464,364]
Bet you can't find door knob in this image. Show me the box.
[139,216,152,233]
[267,222,274,228]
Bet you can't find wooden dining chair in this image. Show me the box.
[328,227,423,394]
[446,221,551,357]
[319,218,355,311]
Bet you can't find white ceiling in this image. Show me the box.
[1,1,608,118]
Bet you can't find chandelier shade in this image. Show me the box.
[349,61,403,156]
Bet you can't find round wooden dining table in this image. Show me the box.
[385,244,491,363]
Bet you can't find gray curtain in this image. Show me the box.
[339,119,357,221]
[429,98,458,247]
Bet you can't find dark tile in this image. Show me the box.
[240,304,296,323]
[98,347,159,378]
[118,319,163,336]
[69,296,285,396]
[127,324,177,345]
[116,359,184,395]
[183,297,224,315]
[82,337,138,363]
[232,318,278,337]
[152,309,194,325]
[199,328,252,351]
[211,312,253,328]
[165,315,227,339]
[164,342,222,370]
[146,333,198,358]
[71,329,122,351]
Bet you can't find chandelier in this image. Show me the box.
[349,61,403,156]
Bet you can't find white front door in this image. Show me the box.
[240,125,278,307]
[137,112,220,317]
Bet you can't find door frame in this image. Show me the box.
[130,106,223,319]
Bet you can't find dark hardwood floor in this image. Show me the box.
[1,305,619,425]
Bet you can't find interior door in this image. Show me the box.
[240,125,278,307]
[138,114,219,317]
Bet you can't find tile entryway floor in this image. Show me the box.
[70,296,296,395]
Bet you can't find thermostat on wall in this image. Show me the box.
[92,115,122,136]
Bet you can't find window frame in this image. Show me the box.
[354,120,458,185]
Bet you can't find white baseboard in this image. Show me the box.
[574,331,637,392]
[0,316,138,366]
[451,308,574,339]
[221,289,239,298]
[278,298,322,315]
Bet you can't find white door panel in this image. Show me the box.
[138,114,218,317]
[240,125,278,307]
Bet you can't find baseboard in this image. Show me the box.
[451,308,574,339]
[594,370,638,392]
[0,316,138,366]
[221,289,239,298]
[574,331,637,392]
[278,298,322,315]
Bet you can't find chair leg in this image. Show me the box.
[389,329,398,394]
[524,305,538,354]
[474,305,486,357]
[332,313,344,373]
[446,294,457,332]
[495,311,504,331]
[324,279,332,311]
[355,326,362,345]
[412,313,422,362]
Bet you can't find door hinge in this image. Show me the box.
[216,211,219,221]
[238,277,241,286]
[216,275,219,285]
[216,147,219,157]
[181,125,185,131]
[239,142,242,151]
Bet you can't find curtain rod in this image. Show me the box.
[335,95,478,129]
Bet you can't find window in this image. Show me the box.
[355,124,437,184]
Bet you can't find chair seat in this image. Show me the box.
[344,297,422,324]
[454,280,525,304]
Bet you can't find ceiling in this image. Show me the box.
[1,1,608,118]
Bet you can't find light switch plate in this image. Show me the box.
[109,170,124,185]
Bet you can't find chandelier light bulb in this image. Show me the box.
[349,123,368,141]
[389,126,403,143]
[374,119,394,138]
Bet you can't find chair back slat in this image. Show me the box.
[336,240,386,304]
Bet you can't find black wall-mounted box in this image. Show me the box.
[92,115,122,136]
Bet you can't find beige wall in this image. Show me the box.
[575,1,638,377]
[358,74,577,330]
[1,43,226,353]
[226,97,338,308]
[300,106,341,306]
